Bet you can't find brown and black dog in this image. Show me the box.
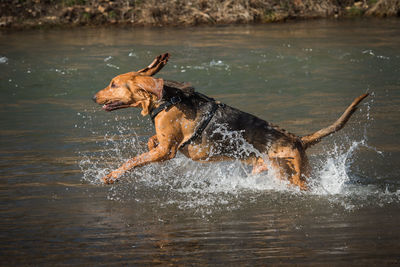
[93,53,368,190]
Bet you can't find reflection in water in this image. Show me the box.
[1,19,400,265]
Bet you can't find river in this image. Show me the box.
[1,19,400,265]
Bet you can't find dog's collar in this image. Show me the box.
[149,96,181,123]
[149,92,222,148]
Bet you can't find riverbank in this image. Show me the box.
[1,0,399,29]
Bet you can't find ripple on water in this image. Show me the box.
[0,56,8,64]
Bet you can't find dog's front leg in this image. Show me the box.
[103,141,179,184]
[147,134,159,151]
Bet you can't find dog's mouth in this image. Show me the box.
[102,101,131,112]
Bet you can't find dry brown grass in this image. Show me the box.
[365,0,400,16]
[0,0,399,28]
[134,0,340,25]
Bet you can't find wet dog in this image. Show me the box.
[93,53,368,190]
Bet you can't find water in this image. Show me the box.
[1,19,400,265]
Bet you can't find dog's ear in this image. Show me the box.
[135,76,164,100]
[137,53,170,76]
[138,97,152,116]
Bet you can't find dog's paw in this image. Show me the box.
[102,173,117,184]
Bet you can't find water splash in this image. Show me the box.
[173,59,231,74]
[0,56,8,64]
[78,95,399,213]
[310,140,365,195]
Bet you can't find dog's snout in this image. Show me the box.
[92,95,97,103]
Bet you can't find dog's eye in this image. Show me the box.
[110,82,117,88]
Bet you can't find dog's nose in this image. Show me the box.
[92,95,97,103]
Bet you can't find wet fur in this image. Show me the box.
[93,53,368,190]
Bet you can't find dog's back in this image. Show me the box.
[202,104,298,157]
[163,82,300,158]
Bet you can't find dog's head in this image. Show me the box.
[93,53,169,116]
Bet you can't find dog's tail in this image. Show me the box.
[301,93,369,150]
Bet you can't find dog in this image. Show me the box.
[93,53,368,190]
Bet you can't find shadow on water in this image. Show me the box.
[1,19,400,265]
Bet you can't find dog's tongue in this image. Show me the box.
[102,104,112,111]
[101,101,128,111]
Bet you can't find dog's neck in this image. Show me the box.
[149,95,182,124]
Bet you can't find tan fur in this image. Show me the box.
[301,93,369,149]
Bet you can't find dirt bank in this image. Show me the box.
[1,0,399,29]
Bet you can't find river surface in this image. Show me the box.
[1,19,400,265]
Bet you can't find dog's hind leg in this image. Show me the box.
[286,156,308,190]
[268,146,308,190]
[251,157,269,174]
[267,157,307,190]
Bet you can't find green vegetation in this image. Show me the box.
[108,10,117,19]
[263,11,286,22]
[346,6,365,16]
[82,12,90,21]
[63,0,87,6]
[368,0,379,5]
